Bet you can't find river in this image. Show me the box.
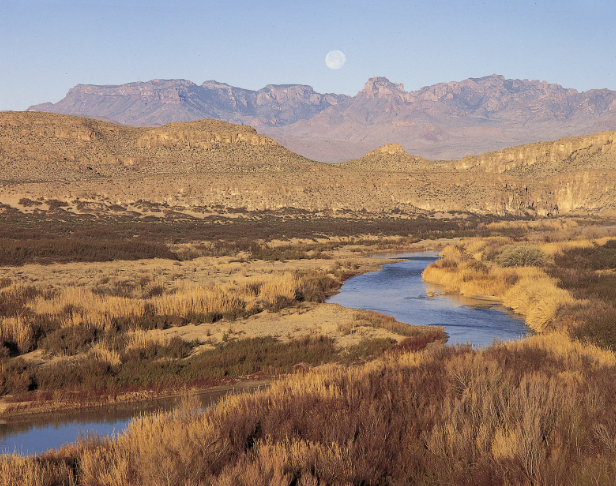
[2,251,529,455]
[0,381,268,456]
[327,251,529,347]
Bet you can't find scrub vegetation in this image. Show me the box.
[0,225,446,414]
[2,216,616,485]
[2,333,616,485]
[422,231,616,349]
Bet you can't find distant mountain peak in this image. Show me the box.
[360,77,406,99]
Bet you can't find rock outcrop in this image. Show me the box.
[452,131,616,174]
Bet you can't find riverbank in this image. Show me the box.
[422,233,616,349]
[5,223,616,483]
[0,239,449,419]
[329,251,529,347]
[3,326,616,485]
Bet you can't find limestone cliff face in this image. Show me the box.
[137,121,278,150]
[0,112,101,142]
[453,131,616,173]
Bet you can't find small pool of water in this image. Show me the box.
[328,252,530,347]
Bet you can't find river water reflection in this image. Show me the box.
[328,252,530,347]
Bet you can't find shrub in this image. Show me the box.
[41,326,98,356]
[495,245,545,267]
[0,358,35,395]
[554,239,616,271]
[570,306,616,352]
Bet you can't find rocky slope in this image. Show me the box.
[28,75,616,162]
[2,112,616,217]
[0,112,323,185]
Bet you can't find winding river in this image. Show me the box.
[328,251,529,347]
[2,251,529,455]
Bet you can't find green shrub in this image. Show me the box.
[495,245,545,267]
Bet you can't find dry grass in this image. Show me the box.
[502,276,576,331]
[485,218,579,232]
[348,309,443,339]
[3,331,616,485]
[0,316,34,354]
[424,236,616,339]
[422,238,578,333]
[422,255,538,299]
[0,245,450,410]
[0,256,359,361]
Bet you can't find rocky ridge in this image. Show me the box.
[2,112,616,217]
[29,79,349,129]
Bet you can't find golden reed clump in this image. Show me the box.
[0,268,337,357]
[421,238,589,333]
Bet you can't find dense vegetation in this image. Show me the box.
[2,334,615,485]
[0,210,538,266]
[2,335,433,405]
[423,233,616,352]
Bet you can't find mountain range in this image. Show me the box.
[28,75,616,161]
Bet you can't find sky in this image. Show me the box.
[1,0,616,111]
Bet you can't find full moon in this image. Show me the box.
[325,50,346,70]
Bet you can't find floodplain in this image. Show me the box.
[2,211,616,485]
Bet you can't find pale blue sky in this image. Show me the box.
[1,0,615,110]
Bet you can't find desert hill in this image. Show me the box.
[340,144,449,172]
[1,112,616,217]
[28,75,616,162]
[451,130,616,176]
[0,112,326,185]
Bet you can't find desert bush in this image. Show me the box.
[569,305,616,352]
[6,335,616,485]
[35,356,114,391]
[46,199,69,210]
[554,239,616,271]
[0,285,42,317]
[0,316,35,354]
[0,358,35,395]
[0,237,177,266]
[344,337,396,362]
[351,309,446,341]
[17,198,41,207]
[503,276,575,332]
[495,245,545,267]
[122,337,192,362]
[41,325,98,356]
